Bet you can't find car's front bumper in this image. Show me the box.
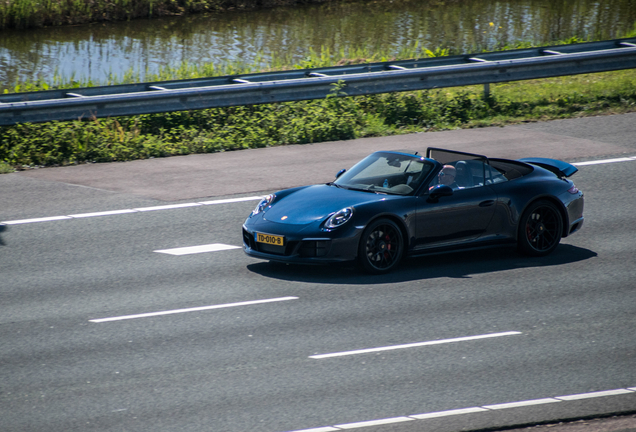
[242,223,362,264]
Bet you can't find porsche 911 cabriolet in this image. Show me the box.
[242,147,584,274]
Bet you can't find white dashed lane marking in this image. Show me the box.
[89,296,299,323]
[154,243,241,255]
[309,331,522,359]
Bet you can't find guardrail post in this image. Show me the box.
[484,83,491,100]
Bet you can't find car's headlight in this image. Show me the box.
[324,207,354,229]
[251,194,274,216]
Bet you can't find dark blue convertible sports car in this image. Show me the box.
[243,147,584,274]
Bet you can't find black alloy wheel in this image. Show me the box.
[358,218,404,274]
[517,200,563,257]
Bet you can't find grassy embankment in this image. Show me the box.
[1,40,636,173]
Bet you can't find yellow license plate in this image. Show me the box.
[255,232,285,246]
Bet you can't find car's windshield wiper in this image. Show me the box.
[329,183,388,194]
[346,186,380,194]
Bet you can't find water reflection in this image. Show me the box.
[0,0,634,90]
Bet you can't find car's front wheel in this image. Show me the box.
[358,218,404,274]
[517,200,563,257]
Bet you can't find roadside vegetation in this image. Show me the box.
[0,0,340,30]
[1,36,636,171]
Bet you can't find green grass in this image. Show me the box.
[454,70,636,125]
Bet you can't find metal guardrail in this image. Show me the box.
[1,38,635,126]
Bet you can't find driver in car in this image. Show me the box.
[430,164,459,190]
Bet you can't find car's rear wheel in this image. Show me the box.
[517,200,563,257]
[358,218,404,274]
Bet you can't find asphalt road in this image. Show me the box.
[1,114,635,432]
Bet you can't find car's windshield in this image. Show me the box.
[334,152,434,195]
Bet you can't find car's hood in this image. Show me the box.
[262,184,382,225]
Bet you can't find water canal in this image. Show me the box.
[1,0,635,91]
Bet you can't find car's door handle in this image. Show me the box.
[479,200,495,207]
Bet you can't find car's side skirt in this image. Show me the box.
[407,237,516,258]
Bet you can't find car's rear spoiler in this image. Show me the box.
[518,157,578,178]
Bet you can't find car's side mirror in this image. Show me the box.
[427,185,453,203]
[335,169,346,179]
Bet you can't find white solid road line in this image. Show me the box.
[3,155,636,226]
[309,331,522,359]
[135,202,203,212]
[89,296,299,323]
[2,195,263,225]
[3,215,74,224]
[68,209,138,218]
[154,243,241,255]
[572,156,636,166]
[288,387,636,432]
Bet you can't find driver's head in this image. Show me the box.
[439,165,456,186]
